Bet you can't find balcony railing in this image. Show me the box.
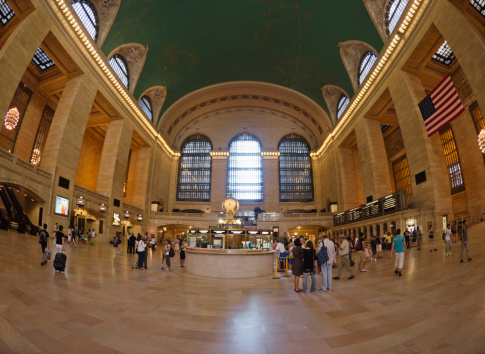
[333,190,408,227]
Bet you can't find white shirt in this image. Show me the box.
[318,239,336,265]
[276,243,285,253]
[445,229,452,240]
[165,245,171,255]
[137,240,146,252]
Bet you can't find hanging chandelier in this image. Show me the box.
[4,107,20,130]
[479,129,485,154]
[31,148,41,165]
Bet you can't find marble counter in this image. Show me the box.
[185,248,276,278]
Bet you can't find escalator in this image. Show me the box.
[0,186,25,233]
[5,185,39,235]
[0,189,13,230]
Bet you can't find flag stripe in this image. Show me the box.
[418,74,464,137]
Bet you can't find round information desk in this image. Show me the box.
[185,248,276,278]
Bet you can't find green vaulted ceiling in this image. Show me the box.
[102,0,383,123]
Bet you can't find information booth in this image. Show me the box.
[187,228,274,249]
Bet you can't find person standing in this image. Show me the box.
[354,233,367,272]
[276,240,286,270]
[404,229,411,250]
[444,224,453,257]
[318,234,335,291]
[428,225,437,252]
[291,239,303,292]
[162,239,172,271]
[180,240,186,267]
[386,232,393,257]
[72,226,78,248]
[391,229,406,276]
[114,232,122,255]
[128,233,136,254]
[91,229,96,245]
[136,235,147,269]
[457,218,463,244]
[333,235,355,280]
[412,228,417,248]
[38,223,49,266]
[460,220,472,263]
[370,235,378,262]
[302,240,317,293]
[376,233,382,259]
[416,226,422,250]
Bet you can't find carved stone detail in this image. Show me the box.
[139,86,167,123]
[90,0,121,47]
[338,40,378,93]
[320,85,350,125]
[363,0,388,42]
[108,43,148,94]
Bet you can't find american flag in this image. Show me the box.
[418,74,465,137]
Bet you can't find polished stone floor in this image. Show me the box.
[0,223,484,354]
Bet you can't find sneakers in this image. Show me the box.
[348,275,355,279]
[460,259,464,263]
[399,271,402,276]
[468,258,472,263]
[333,276,340,280]
[360,269,367,272]
[448,252,452,256]
[395,269,398,274]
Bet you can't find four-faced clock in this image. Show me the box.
[222,197,239,214]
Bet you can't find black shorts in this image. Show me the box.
[387,244,392,251]
[40,242,47,253]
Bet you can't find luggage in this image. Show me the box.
[53,253,67,271]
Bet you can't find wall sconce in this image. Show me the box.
[137,215,143,221]
[124,211,130,218]
[99,203,106,212]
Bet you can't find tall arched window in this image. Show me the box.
[358,51,377,86]
[227,134,263,201]
[139,96,153,121]
[336,95,350,119]
[108,54,129,88]
[278,134,313,202]
[176,134,212,202]
[71,0,99,41]
[385,0,409,35]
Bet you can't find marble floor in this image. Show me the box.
[0,224,485,354]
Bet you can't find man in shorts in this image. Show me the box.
[444,224,453,256]
[38,224,49,265]
[391,229,406,276]
[354,233,367,272]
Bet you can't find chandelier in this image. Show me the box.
[31,148,41,165]
[479,129,485,154]
[4,107,20,130]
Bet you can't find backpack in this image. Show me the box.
[169,247,175,257]
[317,243,329,265]
[39,230,48,244]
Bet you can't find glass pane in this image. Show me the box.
[71,0,98,41]
[386,0,409,35]
[358,52,377,86]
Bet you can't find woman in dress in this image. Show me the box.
[291,239,303,292]
[302,240,317,293]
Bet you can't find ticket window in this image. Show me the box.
[261,234,272,249]
[227,233,245,249]
[212,237,223,249]
[196,233,210,248]
[247,235,256,249]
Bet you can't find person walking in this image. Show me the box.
[302,240,317,293]
[376,233,382,258]
[291,239,303,292]
[391,229,406,276]
[72,226,78,248]
[317,234,335,291]
[416,226,422,250]
[460,220,472,263]
[91,229,96,245]
[404,229,411,250]
[444,224,453,257]
[457,218,463,244]
[333,235,355,280]
[354,232,367,272]
[428,225,437,252]
[386,232,393,257]
[128,233,136,254]
[370,235,378,262]
[180,240,186,267]
[162,239,172,271]
[114,232,122,255]
[38,223,49,266]
[136,235,147,269]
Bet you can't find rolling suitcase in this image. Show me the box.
[53,253,67,272]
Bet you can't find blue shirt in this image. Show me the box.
[392,235,405,253]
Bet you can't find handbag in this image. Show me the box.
[44,248,51,260]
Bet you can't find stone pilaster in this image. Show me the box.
[388,70,453,237]
[262,152,279,212]
[209,152,228,211]
[355,118,393,201]
[124,146,152,210]
[337,146,364,211]
[166,154,180,212]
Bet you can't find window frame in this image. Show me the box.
[176,134,213,202]
[71,0,99,42]
[108,54,129,89]
[439,125,465,195]
[432,41,456,66]
[32,47,55,71]
[0,0,15,25]
[385,0,409,36]
[470,0,485,18]
[357,51,377,87]
[278,134,314,203]
[226,133,263,202]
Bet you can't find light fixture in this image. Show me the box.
[218,219,224,224]
[4,108,19,130]
[31,148,41,165]
[124,211,130,218]
[99,203,106,212]
[137,215,143,221]
[479,129,485,154]
[236,219,241,225]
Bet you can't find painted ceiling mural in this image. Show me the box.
[102,0,383,123]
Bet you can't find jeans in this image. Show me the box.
[303,271,316,293]
[460,241,471,260]
[321,263,332,290]
[137,250,146,268]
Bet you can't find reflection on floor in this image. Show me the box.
[0,223,485,354]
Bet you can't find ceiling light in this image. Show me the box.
[4,108,19,130]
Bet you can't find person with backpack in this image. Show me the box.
[317,234,335,291]
[136,234,147,269]
[162,239,173,271]
[38,223,49,266]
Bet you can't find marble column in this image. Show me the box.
[209,153,228,211]
[262,153,279,212]
[166,154,180,212]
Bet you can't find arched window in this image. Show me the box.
[385,0,409,35]
[358,51,377,86]
[278,134,313,202]
[432,41,455,66]
[470,0,485,19]
[108,54,129,88]
[71,0,99,41]
[176,134,212,202]
[336,95,350,119]
[139,96,153,121]
[227,134,263,201]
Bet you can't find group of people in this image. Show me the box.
[37,223,68,272]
